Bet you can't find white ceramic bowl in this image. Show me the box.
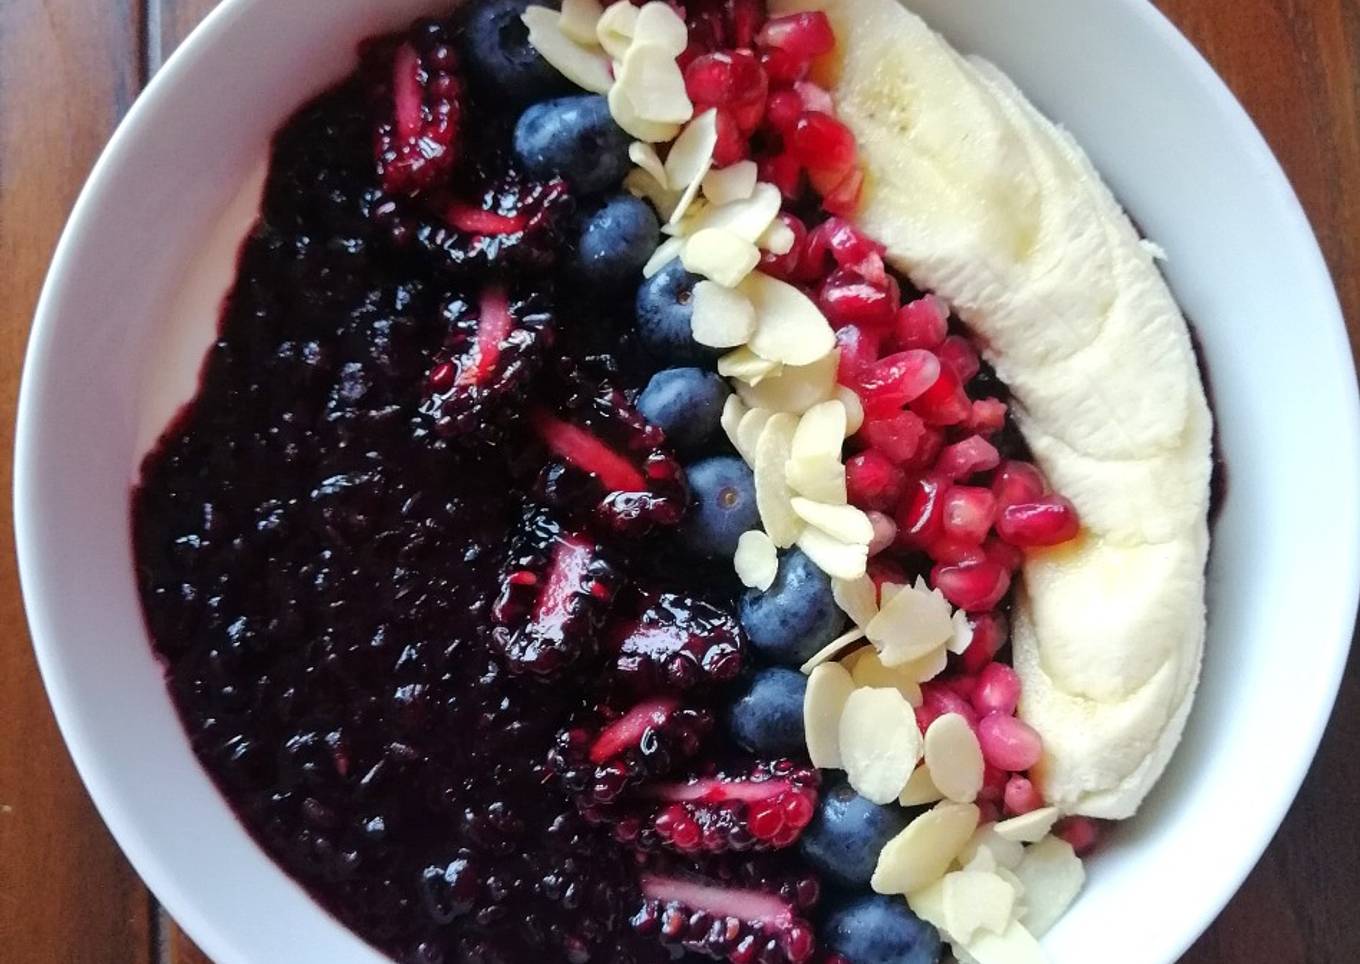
[16,0,1360,961]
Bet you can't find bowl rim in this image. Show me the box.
[14,0,1360,961]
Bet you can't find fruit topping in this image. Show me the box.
[681,455,761,557]
[491,506,622,676]
[637,368,733,454]
[458,0,567,103]
[514,94,633,195]
[739,547,845,666]
[577,194,663,288]
[531,376,688,537]
[728,667,807,756]
[609,590,746,694]
[550,696,714,805]
[631,871,817,964]
[824,893,942,964]
[799,779,910,888]
[636,259,718,364]
[418,284,555,439]
[371,30,465,196]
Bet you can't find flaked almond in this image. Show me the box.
[629,141,669,188]
[640,234,685,276]
[838,688,922,804]
[797,526,868,580]
[944,870,1016,943]
[994,807,1059,844]
[615,42,692,124]
[865,581,955,667]
[689,182,783,244]
[788,400,848,504]
[804,661,856,768]
[692,280,757,348]
[872,801,980,896]
[924,713,985,804]
[850,648,923,706]
[837,385,865,434]
[949,608,974,655]
[954,919,1047,964]
[959,824,1025,872]
[609,84,682,142]
[702,161,759,205]
[900,764,945,806]
[720,393,748,456]
[682,229,761,288]
[733,405,775,463]
[632,1,688,55]
[754,413,803,548]
[832,574,878,629]
[792,498,873,545]
[720,349,782,388]
[799,627,865,674]
[742,271,837,366]
[524,6,614,94]
[559,0,605,45]
[734,530,778,590]
[733,350,839,414]
[664,109,718,222]
[595,0,639,58]
[758,218,797,255]
[1012,836,1084,937]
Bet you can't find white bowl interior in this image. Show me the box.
[17,0,1359,962]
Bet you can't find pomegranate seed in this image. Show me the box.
[712,108,747,166]
[729,0,765,50]
[944,673,978,701]
[867,557,908,594]
[932,560,1011,611]
[997,495,1081,547]
[845,451,907,510]
[758,213,808,280]
[941,485,997,545]
[972,662,1021,717]
[960,612,1009,674]
[938,334,980,383]
[906,427,944,472]
[866,510,898,555]
[757,11,836,59]
[977,800,1002,824]
[936,435,1001,481]
[790,111,856,172]
[895,296,949,350]
[1055,816,1101,855]
[758,150,803,199]
[834,324,882,383]
[684,52,768,133]
[1003,776,1044,816]
[968,397,1009,436]
[858,350,941,417]
[979,764,1008,803]
[910,361,971,426]
[766,88,804,138]
[916,682,979,734]
[926,537,987,566]
[896,475,946,548]
[819,269,898,328]
[811,217,887,283]
[794,81,835,114]
[819,166,864,216]
[983,536,1024,573]
[992,460,1047,509]
[760,47,807,85]
[977,712,1043,771]
[860,410,926,464]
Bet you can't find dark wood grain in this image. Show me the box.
[0,1,1355,962]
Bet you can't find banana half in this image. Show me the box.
[774,0,1214,818]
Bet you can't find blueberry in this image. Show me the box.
[738,548,845,666]
[577,195,660,288]
[637,368,730,452]
[729,668,807,755]
[514,95,631,195]
[680,456,759,557]
[824,894,943,964]
[460,0,565,103]
[635,259,720,365]
[800,780,911,887]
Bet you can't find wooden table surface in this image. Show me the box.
[1,1,1357,961]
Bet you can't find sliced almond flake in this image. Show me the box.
[799,627,865,674]
[732,406,775,462]
[803,661,856,767]
[907,878,948,931]
[560,0,605,44]
[787,400,848,504]
[720,393,748,455]
[949,608,974,655]
[632,1,689,55]
[702,161,759,206]
[681,229,761,288]
[865,581,955,667]
[944,871,1016,944]
[524,6,615,93]
[849,649,923,706]
[615,43,692,124]
[629,142,669,189]
[689,182,783,244]
[664,110,719,223]
[838,644,873,676]
[661,198,707,237]
[596,0,639,59]
[959,824,1025,872]
[962,841,999,875]
[758,218,797,255]
[734,530,778,590]
[608,84,682,142]
[1012,837,1084,937]
[838,688,921,804]
[994,807,1060,845]
[741,272,837,366]
[996,865,1027,902]
[792,498,873,545]
[692,281,756,348]
[837,385,865,435]
[625,167,681,221]
[733,350,839,414]
[955,919,1046,964]
[871,801,980,896]
[754,413,803,548]
[880,582,905,607]
[900,763,945,806]
[797,526,867,580]
[641,235,685,278]
[924,713,985,804]
[832,574,878,629]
